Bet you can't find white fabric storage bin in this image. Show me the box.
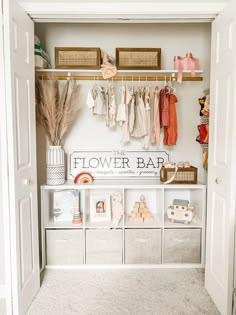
[125,229,161,264]
[164,229,201,264]
[86,229,122,264]
[46,229,83,265]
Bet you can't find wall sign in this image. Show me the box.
[69,150,169,179]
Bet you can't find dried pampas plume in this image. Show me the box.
[36,78,80,146]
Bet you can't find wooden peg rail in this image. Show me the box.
[37,75,203,82]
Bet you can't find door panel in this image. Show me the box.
[205,1,236,314]
[15,76,31,168]
[3,0,39,314]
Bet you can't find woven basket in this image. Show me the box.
[160,166,197,184]
[55,47,101,69]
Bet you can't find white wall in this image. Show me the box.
[35,22,211,183]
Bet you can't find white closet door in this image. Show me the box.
[205,1,236,314]
[3,0,40,314]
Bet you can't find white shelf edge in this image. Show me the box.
[36,69,203,74]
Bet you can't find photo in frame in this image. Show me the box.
[90,194,111,222]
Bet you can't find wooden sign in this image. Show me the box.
[69,150,169,179]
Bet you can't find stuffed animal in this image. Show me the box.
[112,191,123,226]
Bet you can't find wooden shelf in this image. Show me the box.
[35,69,203,81]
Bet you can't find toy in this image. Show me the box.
[72,208,82,224]
[74,172,94,184]
[112,191,123,226]
[167,199,195,224]
[128,195,154,223]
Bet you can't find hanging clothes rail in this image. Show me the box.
[37,75,203,81]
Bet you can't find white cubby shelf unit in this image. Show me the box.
[41,180,206,269]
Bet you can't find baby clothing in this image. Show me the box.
[151,86,160,145]
[142,87,151,150]
[159,86,170,127]
[163,94,178,146]
[87,85,106,115]
[131,88,148,138]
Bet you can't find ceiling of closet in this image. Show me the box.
[18,1,227,23]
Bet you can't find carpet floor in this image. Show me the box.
[27,269,219,315]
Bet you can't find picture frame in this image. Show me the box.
[55,47,101,69]
[116,48,161,70]
[89,194,111,222]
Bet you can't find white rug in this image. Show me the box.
[27,269,219,315]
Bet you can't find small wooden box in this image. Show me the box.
[160,166,197,184]
[55,47,101,69]
[116,48,161,70]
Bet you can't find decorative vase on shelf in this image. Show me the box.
[46,145,65,185]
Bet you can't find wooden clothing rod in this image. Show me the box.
[37,75,203,81]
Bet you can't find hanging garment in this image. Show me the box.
[142,87,151,150]
[116,86,127,126]
[105,86,116,128]
[121,86,132,143]
[151,86,160,145]
[131,88,148,138]
[129,87,135,133]
[163,93,178,146]
[86,85,106,115]
[159,86,170,127]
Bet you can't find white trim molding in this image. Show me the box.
[19,2,226,22]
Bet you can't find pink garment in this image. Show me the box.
[131,88,148,138]
[163,94,178,146]
[142,87,151,150]
[159,86,170,127]
[151,86,160,145]
[100,52,117,79]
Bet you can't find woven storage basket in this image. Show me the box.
[116,48,161,70]
[160,166,197,184]
[55,47,101,69]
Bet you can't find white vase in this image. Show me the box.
[46,145,65,185]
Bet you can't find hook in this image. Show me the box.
[171,72,176,82]
[67,72,71,81]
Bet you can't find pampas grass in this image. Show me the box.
[36,79,80,145]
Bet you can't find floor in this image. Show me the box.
[27,269,219,315]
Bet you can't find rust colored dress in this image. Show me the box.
[163,94,178,146]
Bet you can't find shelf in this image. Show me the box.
[164,215,202,228]
[41,180,206,190]
[45,221,83,229]
[85,215,123,229]
[125,214,162,228]
[35,68,203,81]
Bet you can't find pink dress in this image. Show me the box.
[159,86,170,127]
[151,86,160,145]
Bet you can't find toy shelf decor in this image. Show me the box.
[41,181,206,268]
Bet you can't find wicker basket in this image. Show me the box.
[55,47,101,69]
[160,166,197,184]
[116,48,161,70]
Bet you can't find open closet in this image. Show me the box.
[0,1,236,315]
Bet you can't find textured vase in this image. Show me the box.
[46,145,65,185]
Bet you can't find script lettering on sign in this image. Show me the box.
[69,150,169,179]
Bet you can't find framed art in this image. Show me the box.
[116,48,161,70]
[90,194,111,222]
